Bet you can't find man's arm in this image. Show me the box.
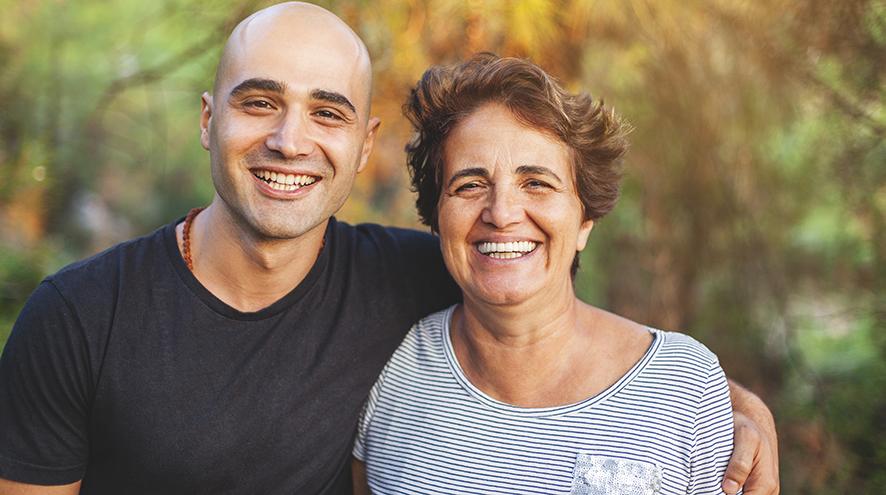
[351,458,370,495]
[0,282,91,488]
[724,379,780,495]
[0,478,80,495]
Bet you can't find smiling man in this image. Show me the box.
[0,2,777,494]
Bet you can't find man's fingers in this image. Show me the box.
[740,438,781,494]
[740,468,780,495]
[723,413,760,494]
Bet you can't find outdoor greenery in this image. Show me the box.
[1,0,883,492]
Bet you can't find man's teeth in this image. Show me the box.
[477,241,538,259]
[254,170,318,191]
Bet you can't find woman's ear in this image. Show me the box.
[576,218,594,251]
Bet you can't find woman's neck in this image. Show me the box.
[451,293,592,407]
[450,292,652,408]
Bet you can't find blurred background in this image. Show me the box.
[0,0,883,491]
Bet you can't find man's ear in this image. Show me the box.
[357,116,381,174]
[200,92,213,150]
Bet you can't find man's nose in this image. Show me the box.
[480,187,524,228]
[265,112,316,158]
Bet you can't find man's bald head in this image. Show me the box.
[214,2,373,118]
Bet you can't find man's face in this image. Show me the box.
[201,13,378,240]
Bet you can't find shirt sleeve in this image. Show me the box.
[688,359,739,495]
[0,280,91,485]
[352,361,391,462]
[390,227,461,321]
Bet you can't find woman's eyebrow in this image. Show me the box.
[446,168,489,187]
[516,165,563,184]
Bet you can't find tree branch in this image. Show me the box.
[87,1,261,129]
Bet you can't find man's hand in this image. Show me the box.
[724,380,780,494]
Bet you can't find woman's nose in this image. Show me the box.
[480,187,524,228]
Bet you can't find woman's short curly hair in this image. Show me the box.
[404,53,630,232]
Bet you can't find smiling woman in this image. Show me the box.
[352,54,738,494]
[436,103,593,308]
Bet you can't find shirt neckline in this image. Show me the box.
[163,215,333,321]
[441,304,662,417]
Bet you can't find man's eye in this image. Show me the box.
[315,110,343,121]
[245,100,273,110]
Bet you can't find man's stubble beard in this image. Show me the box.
[210,149,346,242]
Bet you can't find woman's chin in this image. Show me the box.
[462,282,539,308]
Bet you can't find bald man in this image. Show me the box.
[0,3,778,494]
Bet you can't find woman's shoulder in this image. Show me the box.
[648,329,721,368]
[586,305,723,395]
[587,304,720,369]
[384,306,455,369]
[409,306,453,340]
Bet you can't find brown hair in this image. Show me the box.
[404,53,630,232]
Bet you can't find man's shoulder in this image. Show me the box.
[331,219,440,260]
[328,219,458,314]
[334,219,436,243]
[47,221,173,296]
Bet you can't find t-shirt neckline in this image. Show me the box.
[441,304,662,417]
[163,215,333,321]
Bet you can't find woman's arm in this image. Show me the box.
[352,458,371,495]
[724,379,780,494]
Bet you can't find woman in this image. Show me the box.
[353,54,735,494]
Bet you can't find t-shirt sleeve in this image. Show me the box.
[0,280,91,484]
[688,359,739,495]
[352,362,391,462]
[389,228,461,320]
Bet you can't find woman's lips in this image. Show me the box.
[476,240,539,259]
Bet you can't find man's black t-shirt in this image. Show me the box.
[0,217,459,494]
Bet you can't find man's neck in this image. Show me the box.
[176,201,327,312]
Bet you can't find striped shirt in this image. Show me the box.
[354,306,735,494]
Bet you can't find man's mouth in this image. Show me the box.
[252,170,318,192]
[476,241,538,259]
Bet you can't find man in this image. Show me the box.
[0,2,778,494]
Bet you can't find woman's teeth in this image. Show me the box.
[254,170,317,191]
[477,241,538,259]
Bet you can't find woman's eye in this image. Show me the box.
[526,179,551,189]
[455,182,482,193]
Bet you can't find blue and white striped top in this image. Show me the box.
[354,306,736,494]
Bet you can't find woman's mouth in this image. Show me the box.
[476,241,538,259]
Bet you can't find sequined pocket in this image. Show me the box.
[570,453,662,495]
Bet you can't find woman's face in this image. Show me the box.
[437,103,594,308]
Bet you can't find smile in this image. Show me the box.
[476,241,538,259]
[252,170,318,192]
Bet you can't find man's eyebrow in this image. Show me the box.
[229,78,286,98]
[447,167,489,187]
[311,89,356,115]
[516,165,564,184]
